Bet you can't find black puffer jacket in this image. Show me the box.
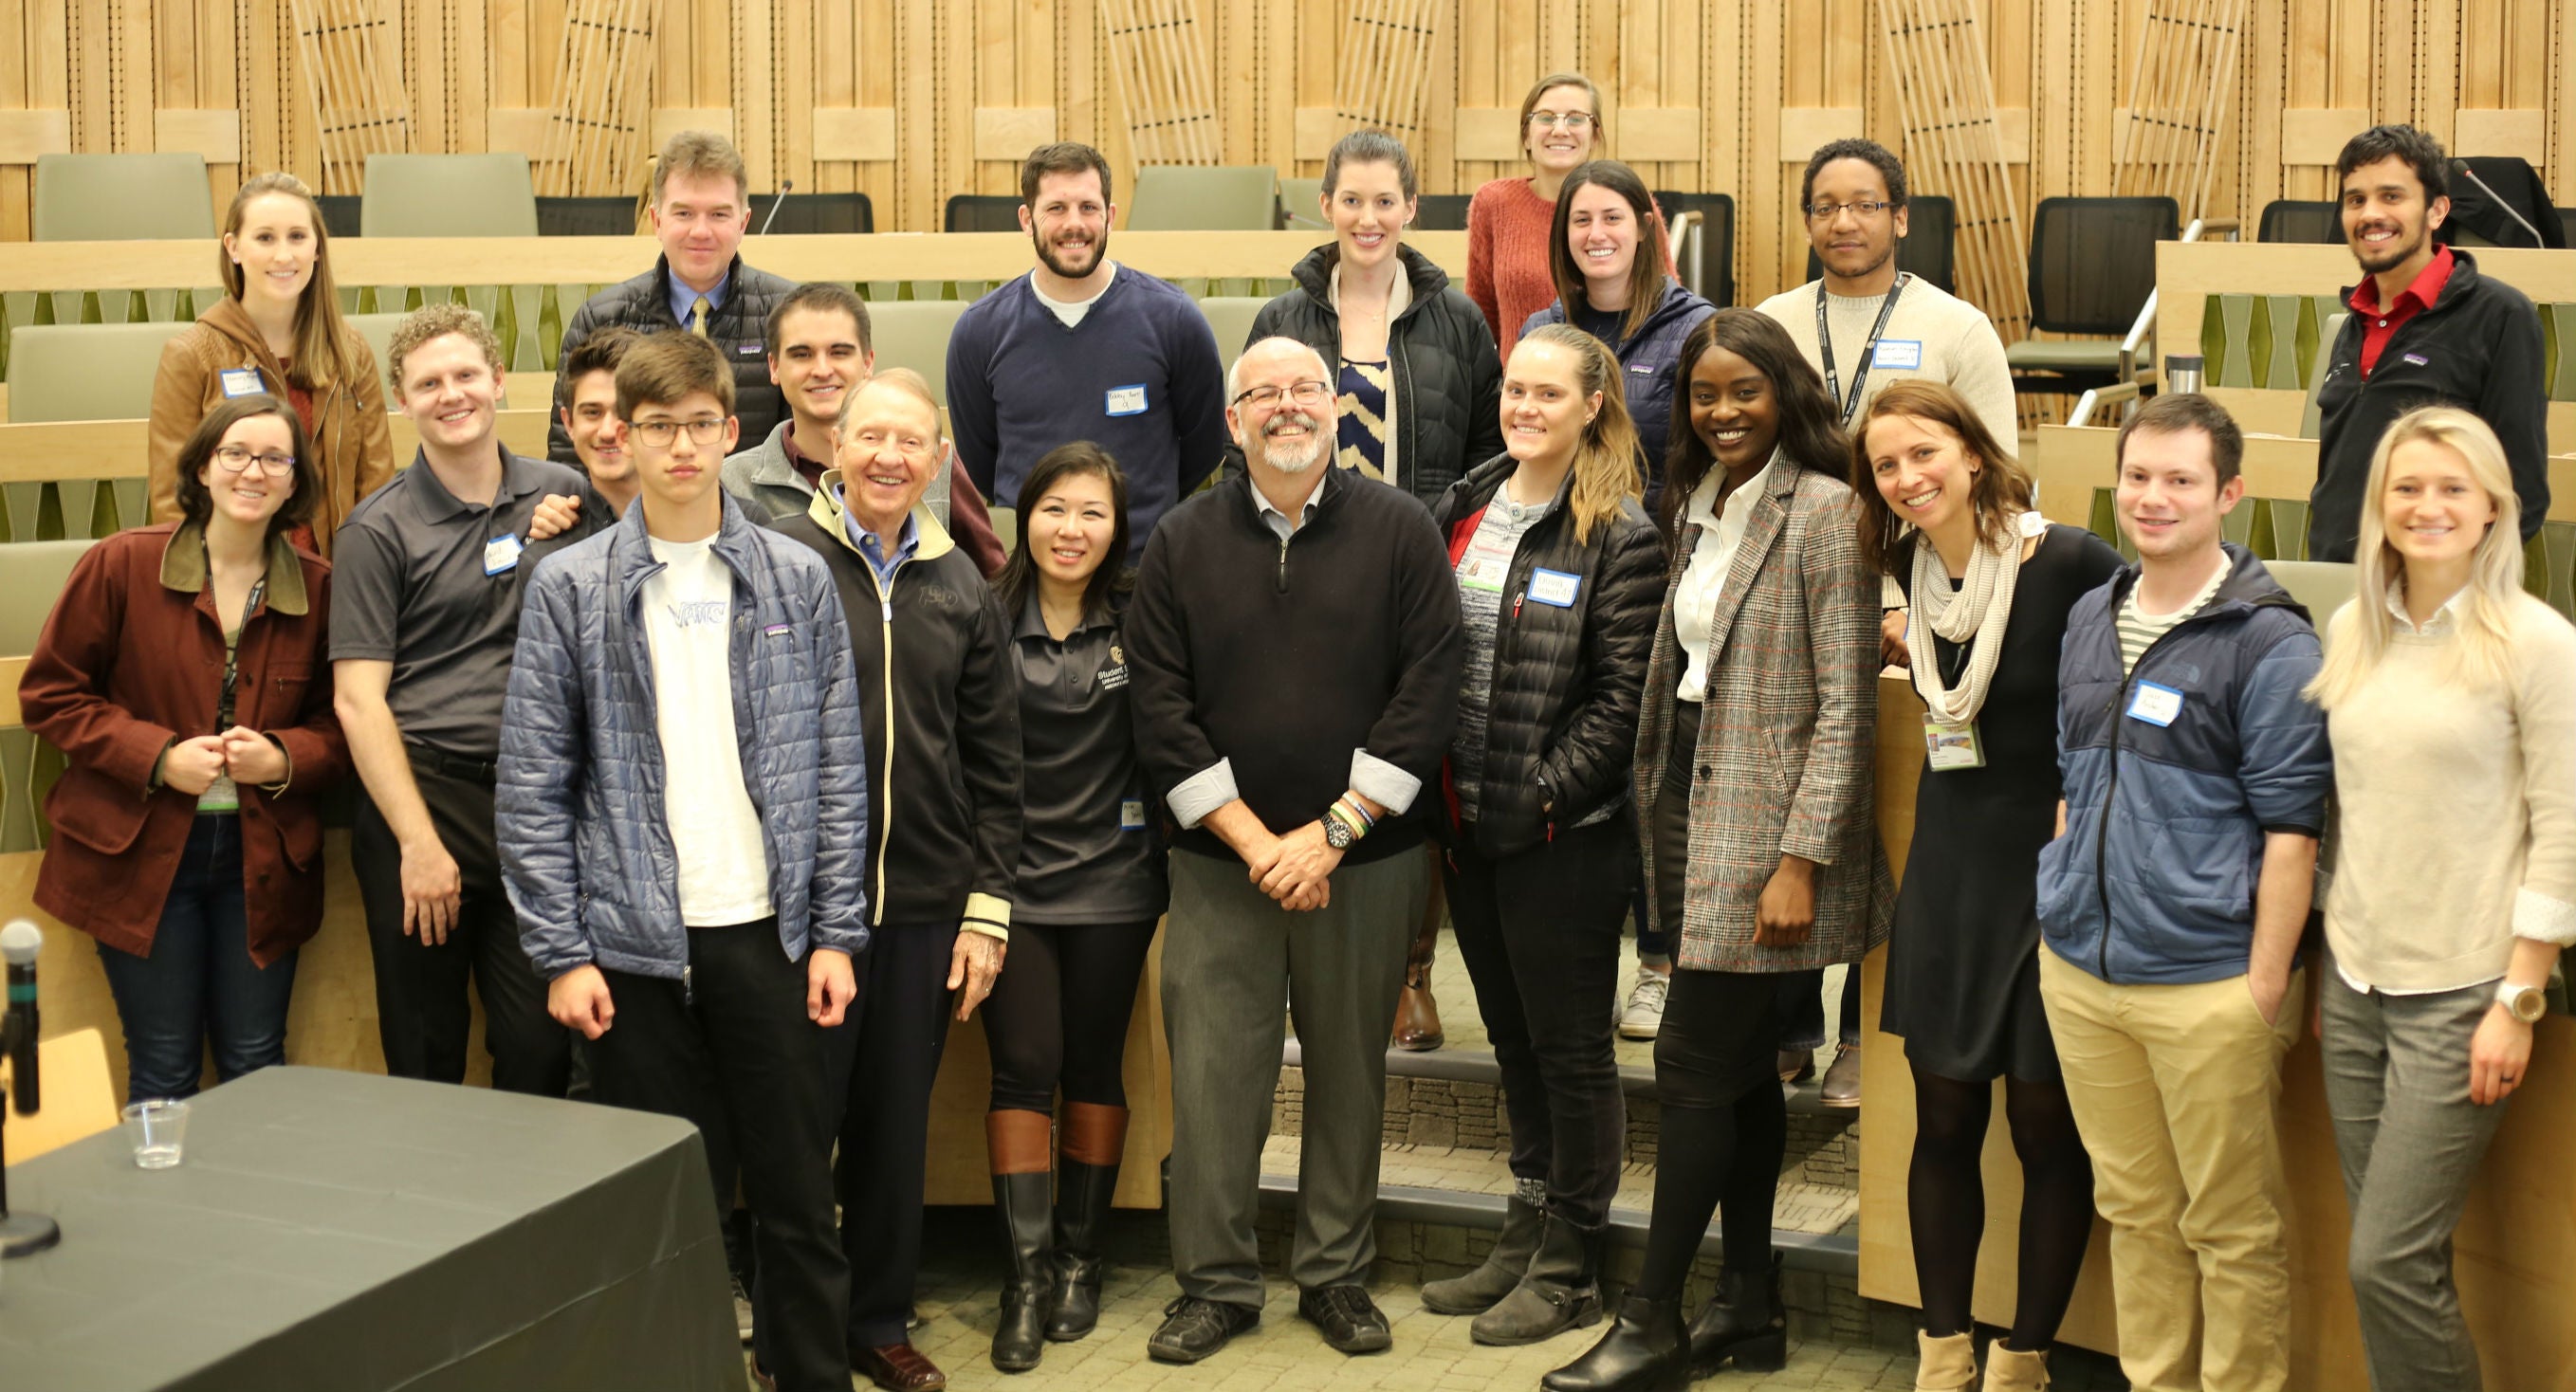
[548,253,800,464]
[1240,243,1503,505]
[1430,451,1666,856]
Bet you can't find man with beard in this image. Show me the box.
[1124,337,1463,1364]
[2310,123,2547,563]
[947,142,1230,553]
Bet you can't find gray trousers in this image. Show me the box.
[2320,963,2509,1392]
[1163,844,1426,1309]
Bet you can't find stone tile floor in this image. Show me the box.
[774,1207,2132,1391]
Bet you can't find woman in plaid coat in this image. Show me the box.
[1547,309,1893,1392]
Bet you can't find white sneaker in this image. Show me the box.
[1619,968,1670,1039]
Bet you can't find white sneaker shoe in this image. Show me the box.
[1619,968,1670,1039]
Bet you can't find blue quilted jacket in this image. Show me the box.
[1522,276,1717,500]
[498,494,872,980]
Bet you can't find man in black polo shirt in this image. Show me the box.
[2310,123,2548,562]
[1125,337,1463,1365]
[332,303,585,1094]
[548,130,795,465]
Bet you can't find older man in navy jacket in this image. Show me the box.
[498,331,868,1392]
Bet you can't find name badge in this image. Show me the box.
[1527,568,1581,608]
[2126,681,2183,727]
[483,533,524,577]
[1105,384,1149,416]
[1120,798,1149,831]
[219,368,265,398]
[1097,663,1130,690]
[1872,339,1924,370]
[1922,715,1985,771]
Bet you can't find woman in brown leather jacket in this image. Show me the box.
[147,173,392,557]
[23,394,348,1100]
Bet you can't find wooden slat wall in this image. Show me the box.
[0,0,2563,308]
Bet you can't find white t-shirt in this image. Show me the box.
[643,535,774,927]
[1031,263,1117,329]
[1673,451,1781,704]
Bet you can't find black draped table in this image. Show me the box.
[0,1066,740,1390]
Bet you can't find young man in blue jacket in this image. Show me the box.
[497,330,869,1392]
[2033,393,2331,1392]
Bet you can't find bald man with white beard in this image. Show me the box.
[1123,338,1464,1365]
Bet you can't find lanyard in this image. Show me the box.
[1817,272,1910,427]
[209,544,268,731]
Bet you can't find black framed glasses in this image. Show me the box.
[1805,199,1896,223]
[631,417,728,447]
[212,445,296,476]
[1230,380,1333,411]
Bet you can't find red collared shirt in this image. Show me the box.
[779,426,828,491]
[2348,244,2456,379]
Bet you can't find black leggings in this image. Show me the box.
[1908,1062,2095,1346]
[982,918,1159,1114]
[1635,967,1790,1298]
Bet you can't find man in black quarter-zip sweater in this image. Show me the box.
[1125,337,1463,1365]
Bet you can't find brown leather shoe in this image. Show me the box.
[853,1342,948,1391]
[1393,969,1444,1051]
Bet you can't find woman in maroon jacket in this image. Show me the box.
[21,394,346,1100]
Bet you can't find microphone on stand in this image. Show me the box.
[2450,158,2545,248]
[0,919,60,1257]
[759,179,798,237]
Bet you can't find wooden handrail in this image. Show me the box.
[0,230,1468,295]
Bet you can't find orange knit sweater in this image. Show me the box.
[1466,175,1682,352]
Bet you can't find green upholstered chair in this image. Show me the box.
[32,154,217,242]
[1279,176,1325,231]
[0,539,95,653]
[1194,297,1270,361]
[5,321,192,540]
[359,154,540,239]
[865,299,975,409]
[1125,166,1280,232]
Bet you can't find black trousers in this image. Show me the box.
[824,922,959,1347]
[1444,819,1630,1227]
[352,758,570,1095]
[981,918,1160,1114]
[591,921,850,1392]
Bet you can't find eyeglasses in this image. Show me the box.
[1527,110,1597,131]
[1805,199,1896,223]
[212,445,297,476]
[630,417,727,447]
[1230,380,1333,411]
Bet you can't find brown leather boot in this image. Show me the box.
[1392,902,1444,1051]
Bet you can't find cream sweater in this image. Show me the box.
[2325,589,2576,991]
[1755,276,2017,450]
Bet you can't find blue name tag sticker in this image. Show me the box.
[1527,567,1581,607]
[1872,339,1924,370]
[484,533,524,576]
[218,368,264,398]
[1105,384,1148,416]
[2126,681,2183,727]
[1120,798,1149,831]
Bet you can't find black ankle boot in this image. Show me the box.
[990,1171,1055,1372]
[1685,1253,1787,1374]
[1422,1192,1544,1316]
[1539,1292,1688,1392]
[1045,1157,1120,1341]
[1471,1211,1604,1346]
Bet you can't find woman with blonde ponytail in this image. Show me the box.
[2307,407,2576,1392]
[1417,322,1665,1346]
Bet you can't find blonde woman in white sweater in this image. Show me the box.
[2306,405,2576,1392]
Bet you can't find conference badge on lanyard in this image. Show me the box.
[1921,714,1985,771]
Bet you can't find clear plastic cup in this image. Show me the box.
[122,1098,190,1168]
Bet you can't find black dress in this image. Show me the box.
[1880,522,2124,1082]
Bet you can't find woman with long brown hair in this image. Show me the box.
[1855,379,2119,1392]
[148,173,393,556]
[1416,324,1664,1346]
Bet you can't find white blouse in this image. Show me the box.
[1672,449,1780,704]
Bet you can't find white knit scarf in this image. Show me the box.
[1908,512,2038,723]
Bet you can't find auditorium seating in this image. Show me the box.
[1653,191,1735,306]
[1125,165,1280,231]
[865,299,974,409]
[2007,195,2179,397]
[31,155,216,243]
[2257,199,2342,245]
[359,153,541,239]
[1194,296,1268,360]
[943,194,1022,233]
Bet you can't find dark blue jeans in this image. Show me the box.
[96,815,299,1100]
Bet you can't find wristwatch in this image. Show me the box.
[2496,980,2548,1024]
[1322,815,1356,851]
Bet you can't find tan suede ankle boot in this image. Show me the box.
[1982,1342,2049,1390]
[1914,1330,1978,1390]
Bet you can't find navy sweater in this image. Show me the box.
[947,268,1231,556]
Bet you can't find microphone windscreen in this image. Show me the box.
[0,920,37,966]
